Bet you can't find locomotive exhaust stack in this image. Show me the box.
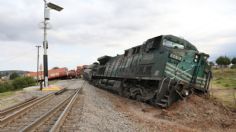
[84,35,212,108]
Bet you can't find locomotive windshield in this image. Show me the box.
[163,39,184,49]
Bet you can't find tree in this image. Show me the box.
[231,57,236,69]
[52,67,59,69]
[209,61,215,67]
[216,56,231,67]
[9,72,19,80]
[231,57,236,65]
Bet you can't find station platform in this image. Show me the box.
[42,85,63,91]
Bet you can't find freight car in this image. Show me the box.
[25,67,69,80]
[68,70,77,79]
[76,66,84,78]
[86,35,212,108]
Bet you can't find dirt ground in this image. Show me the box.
[1,79,236,131]
[94,87,236,132]
[76,80,236,132]
[210,88,236,109]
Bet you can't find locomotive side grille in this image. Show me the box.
[164,62,206,86]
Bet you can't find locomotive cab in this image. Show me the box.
[161,35,211,95]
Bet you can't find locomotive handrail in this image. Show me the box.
[158,64,195,95]
[158,63,180,94]
[204,71,212,91]
[158,77,171,94]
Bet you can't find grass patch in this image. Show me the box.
[0,91,17,99]
[212,68,236,89]
[211,68,236,109]
[49,80,58,85]
[211,89,236,109]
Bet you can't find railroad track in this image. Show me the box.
[0,97,38,118]
[0,82,85,132]
[0,88,66,119]
[50,83,85,132]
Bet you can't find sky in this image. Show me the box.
[0,0,236,71]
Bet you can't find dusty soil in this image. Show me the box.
[75,80,236,132]
[105,89,236,132]
[210,88,236,109]
[1,79,235,131]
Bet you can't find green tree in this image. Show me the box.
[231,57,236,64]
[52,67,59,69]
[216,56,231,72]
[9,72,20,80]
[209,61,215,67]
[216,56,231,66]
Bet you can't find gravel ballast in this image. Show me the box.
[77,82,142,131]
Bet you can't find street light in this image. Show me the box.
[43,0,63,87]
[47,2,63,11]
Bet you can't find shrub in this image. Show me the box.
[224,84,229,87]
[12,77,36,90]
[231,64,236,69]
[0,82,14,93]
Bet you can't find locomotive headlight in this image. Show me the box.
[185,90,189,96]
[183,90,189,96]
[194,54,199,63]
[170,53,182,61]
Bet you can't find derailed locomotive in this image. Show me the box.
[87,35,212,107]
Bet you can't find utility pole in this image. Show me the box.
[35,45,41,86]
[42,0,63,88]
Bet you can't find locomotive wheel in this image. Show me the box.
[121,87,131,98]
[135,94,142,101]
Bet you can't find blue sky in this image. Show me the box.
[0,0,236,71]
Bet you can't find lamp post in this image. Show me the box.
[42,0,63,87]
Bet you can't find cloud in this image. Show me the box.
[0,0,236,71]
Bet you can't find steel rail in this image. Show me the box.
[0,97,37,118]
[20,89,78,132]
[0,94,54,127]
[50,87,82,132]
[0,88,66,127]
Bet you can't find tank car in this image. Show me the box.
[88,35,212,107]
